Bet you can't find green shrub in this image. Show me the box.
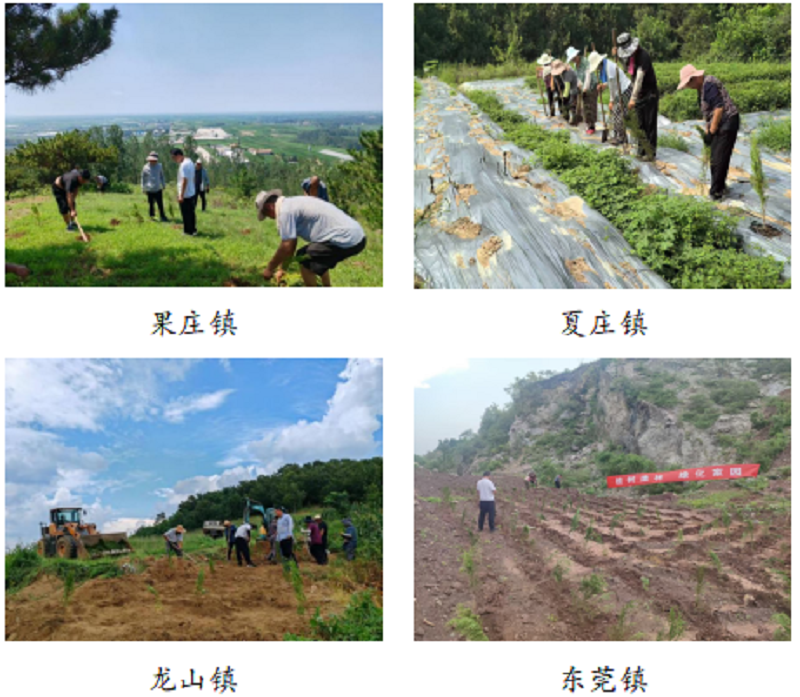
[706,379,761,412]
[447,604,489,641]
[284,591,382,641]
[658,607,686,641]
[772,613,791,641]
[580,573,606,600]
[756,118,791,153]
[655,63,791,97]
[660,79,790,121]
[750,135,768,228]
[658,134,690,152]
[682,393,720,429]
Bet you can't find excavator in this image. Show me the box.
[37,507,133,559]
[243,498,276,555]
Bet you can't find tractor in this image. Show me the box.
[37,507,133,559]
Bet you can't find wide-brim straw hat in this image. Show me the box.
[588,51,607,74]
[146,151,159,162]
[677,64,705,90]
[255,189,282,221]
[176,525,186,533]
[617,33,639,59]
[565,46,580,63]
[550,59,568,76]
[536,52,553,66]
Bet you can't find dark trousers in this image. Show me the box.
[280,538,298,565]
[710,114,740,199]
[310,543,326,565]
[195,190,207,211]
[179,195,197,234]
[147,191,166,218]
[235,537,252,566]
[635,95,659,159]
[478,500,496,532]
[227,539,235,560]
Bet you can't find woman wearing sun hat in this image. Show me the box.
[605,54,633,146]
[536,51,560,118]
[551,59,578,125]
[616,32,659,160]
[580,51,606,135]
[678,64,740,201]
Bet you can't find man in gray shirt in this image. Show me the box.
[163,524,185,557]
[255,189,367,287]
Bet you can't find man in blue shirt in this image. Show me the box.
[341,518,358,560]
[301,175,329,202]
[224,520,237,561]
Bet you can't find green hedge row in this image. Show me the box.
[654,62,791,96]
[660,79,790,121]
[466,89,788,289]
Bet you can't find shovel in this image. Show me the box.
[74,217,89,243]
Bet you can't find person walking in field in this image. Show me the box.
[170,148,197,236]
[223,520,237,561]
[677,65,740,201]
[616,33,659,161]
[163,524,185,557]
[234,521,256,567]
[550,60,578,125]
[341,518,358,560]
[315,514,328,564]
[305,516,326,565]
[255,189,367,287]
[141,152,168,221]
[52,168,91,231]
[477,471,497,533]
[195,159,211,212]
[276,508,298,566]
[302,175,329,202]
[605,56,633,146]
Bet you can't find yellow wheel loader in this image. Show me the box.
[37,507,133,560]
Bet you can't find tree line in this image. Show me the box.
[134,457,383,537]
[415,3,791,68]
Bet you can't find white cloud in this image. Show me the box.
[159,359,383,508]
[413,358,470,389]
[162,389,235,423]
[102,518,155,536]
[6,427,107,483]
[219,358,232,373]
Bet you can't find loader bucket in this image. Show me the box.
[78,533,134,559]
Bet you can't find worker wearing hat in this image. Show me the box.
[551,59,579,124]
[223,520,237,561]
[163,524,186,557]
[304,516,325,565]
[141,151,168,221]
[341,518,358,561]
[537,51,561,118]
[255,188,366,287]
[314,513,328,564]
[678,65,740,201]
[616,32,659,161]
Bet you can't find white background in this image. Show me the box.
[1,0,796,695]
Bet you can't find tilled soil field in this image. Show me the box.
[7,555,378,641]
[415,471,790,641]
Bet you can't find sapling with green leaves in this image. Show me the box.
[750,135,768,228]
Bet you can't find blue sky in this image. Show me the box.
[6,4,383,117]
[414,358,589,454]
[6,358,383,547]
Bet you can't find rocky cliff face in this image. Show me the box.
[506,359,790,470]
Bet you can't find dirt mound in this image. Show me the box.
[415,471,790,641]
[7,555,373,641]
[110,219,121,226]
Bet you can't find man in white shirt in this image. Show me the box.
[170,148,197,236]
[234,521,256,567]
[163,524,185,557]
[276,508,298,566]
[477,471,497,533]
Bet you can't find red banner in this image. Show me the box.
[606,463,760,489]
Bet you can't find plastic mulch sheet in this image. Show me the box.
[414,78,671,289]
[464,77,791,279]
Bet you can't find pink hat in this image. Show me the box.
[677,64,704,90]
[550,59,568,77]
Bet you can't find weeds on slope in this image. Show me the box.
[464,89,788,289]
[284,591,382,641]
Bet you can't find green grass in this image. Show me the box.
[6,189,382,287]
[447,604,489,641]
[680,490,747,510]
[756,117,791,153]
[415,80,423,106]
[284,590,382,641]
